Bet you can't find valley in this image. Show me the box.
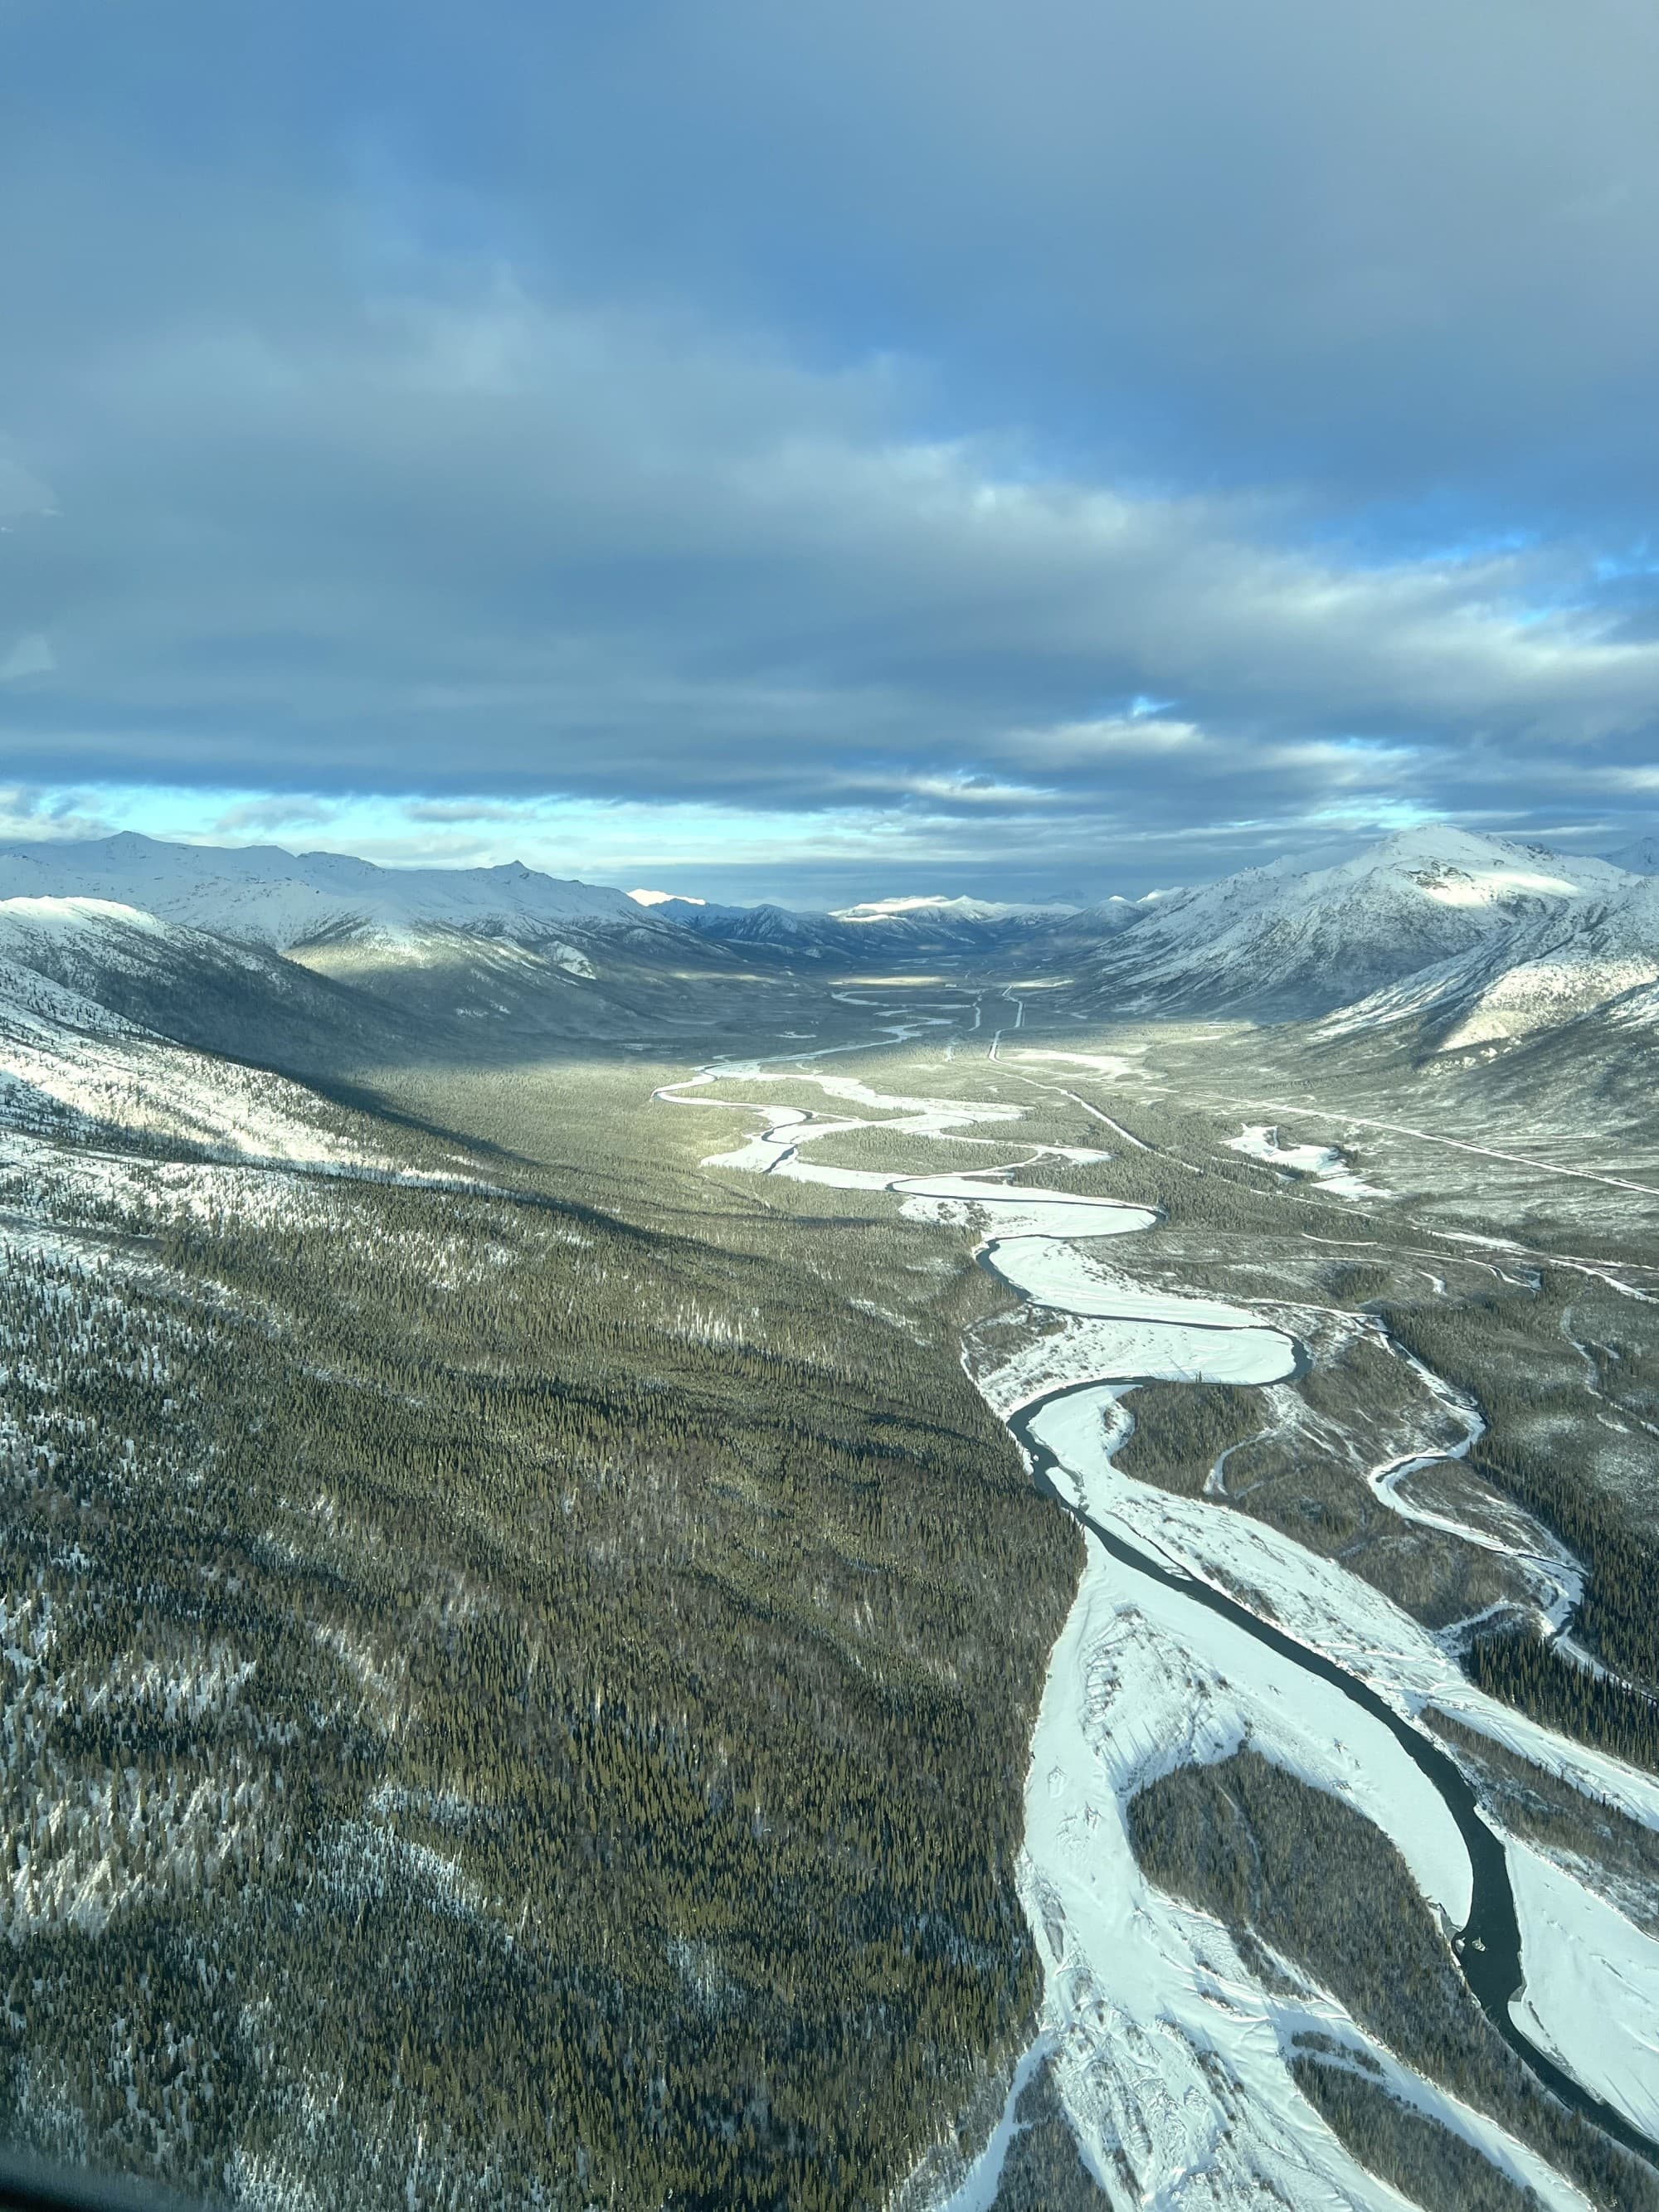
[657,998,1659,2210]
[2,827,1657,2209]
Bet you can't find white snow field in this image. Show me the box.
[659,1036,1658,2210]
[1508,1841,1659,2141]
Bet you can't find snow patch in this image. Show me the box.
[1227,1123,1390,1201]
[1507,1840,1659,2140]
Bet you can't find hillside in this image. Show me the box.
[1074,828,1636,1021]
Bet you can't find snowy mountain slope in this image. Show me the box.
[1433,966,1659,1136]
[830,894,1078,926]
[827,893,1089,958]
[0,847,814,1064]
[0,902,397,1167]
[1604,833,1659,874]
[0,833,643,950]
[0,892,420,1074]
[292,907,767,1040]
[639,888,1089,960]
[12,826,1658,1043]
[635,897,841,955]
[1078,827,1637,1020]
[1606,975,1659,1033]
[1317,874,1659,1053]
[0,904,158,1038]
[0,893,265,1004]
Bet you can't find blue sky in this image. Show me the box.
[3,0,1658,904]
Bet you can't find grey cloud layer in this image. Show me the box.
[2,0,1657,882]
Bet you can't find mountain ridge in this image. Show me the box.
[0,832,644,950]
[7,824,1657,1054]
[1071,827,1638,1022]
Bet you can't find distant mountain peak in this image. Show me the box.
[830,893,1079,924]
[1605,831,1659,875]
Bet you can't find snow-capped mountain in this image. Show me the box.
[10,825,1659,1043]
[0,833,643,951]
[637,887,1085,959]
[0,841,807,1056]
[1079,827,1636,1019]
[824,894,1082,954]
[829,895,1078,926]
[1317,869,1659,1053]
[633,895,832,950]
[0,879,774,1171]
[1605,832,1659,874]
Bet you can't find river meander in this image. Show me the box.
[656,1033,1659,2209]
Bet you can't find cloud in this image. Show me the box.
[211,795,341,834]
[2,0,1657,892]
[0,633,53,681]
[5,280,1656,809]
[0,781,116,843]
[405,797,567,824]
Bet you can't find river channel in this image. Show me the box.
[659,1038,1659,2204]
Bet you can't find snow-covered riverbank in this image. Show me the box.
[656,1034,1659,2208]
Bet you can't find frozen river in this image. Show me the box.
[657,1033,1659,2209]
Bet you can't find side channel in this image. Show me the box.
[977,1243,1659,2172]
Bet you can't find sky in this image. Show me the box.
[3,0,1659,907]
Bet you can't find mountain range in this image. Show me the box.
[0,832,644,946]
[631,887,1101,959]
[2,826,1657,1122]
